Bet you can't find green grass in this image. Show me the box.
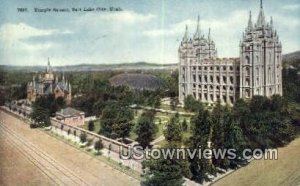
[80,109,193,145]
[159,104,186,112]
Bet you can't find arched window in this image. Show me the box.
[216,76,220,83]
[230,76,234,84]
[246,56,250,65]
[223,76,227,84]
[210,76,213,83]
[245,89,250,98]
[245,78,250,86]
[246,67,250,76]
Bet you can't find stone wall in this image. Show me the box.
[51,118,130,154]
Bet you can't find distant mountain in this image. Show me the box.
[283,51,300,69]
[283,51,300,63]
[0,62,178,72]
[1,51,299,72]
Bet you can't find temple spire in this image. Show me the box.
[247,11,253,31]
[194,15,201,39]
[46,57,52,73]
[270,16,273,28]
[183,25,189,42]
[62,71,65,84]
[208,28,211,41]
[256,0,266,28]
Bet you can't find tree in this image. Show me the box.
[142,118,191,186]
[30,105,50,127]
[94,139,103,154]
[142,153,186,186]
[30,94,64,127]
[184,95,203,112]
[181,118,188,132]
[164,114,182,146]
[88,121,95,131]
[189,109,213,183]
[80,132,87,143]
[100,102,134,140]
[135,111,157,149]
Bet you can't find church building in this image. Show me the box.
[178,0,282,105]
[27,59,72,104]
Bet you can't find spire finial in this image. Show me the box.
[247,11,253,31]
[257,0,266,27]
[208,28,211,41]
[194,15,201,39]
[270,16,273,27]
[183,25,189,42]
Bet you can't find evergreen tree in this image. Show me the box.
[135,111,157,149]
[164,114,182,146]
[189,109,213,183]
[80,132,87,143]
[94,139,103,154]
[181,118,188,132]
[88,121,95,131]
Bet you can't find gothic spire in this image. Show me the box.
[208,28,211,42]
[256,0,266,28]
[270,16,273,28]
[183,25,189,42]
[46,57,52,73]
[193,15,201,39]
[247,11,253,31]
[62,71,65,84]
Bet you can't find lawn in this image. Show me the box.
[80,108,193,146]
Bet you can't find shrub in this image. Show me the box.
[80,132,87,143]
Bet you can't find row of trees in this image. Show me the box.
[142,95,296,184]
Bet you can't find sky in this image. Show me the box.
[0,0,299,66]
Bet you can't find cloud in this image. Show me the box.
[0,23,73,50]
[78,10,156,26]
[143,19,196,37]
[282,4,300,11]
[0,23,72,41]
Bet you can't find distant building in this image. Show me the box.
[178,0,282,105]
[109,73,164,90]
[27,59,72,104]
[55,107,85,126]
